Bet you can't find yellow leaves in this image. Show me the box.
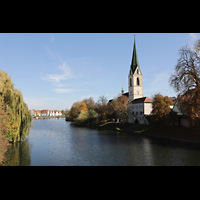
[0,70,32,142]
[68,101,88,121]
[152,94,173,121]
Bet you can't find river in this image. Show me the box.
[3,118,200,166]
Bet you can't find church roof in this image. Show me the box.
[108,92,129,103]
[130,97,153,104]
[130,36,140,73]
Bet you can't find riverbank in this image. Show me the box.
[72,121,200,144]
[98,122,150,133]
[32,116,65,120]
[0,134,9,165]
[143,126,200,144]
[102,123,200,144]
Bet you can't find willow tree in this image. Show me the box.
[0,70,32,142]
[0,96,9,136]
[170,40,200,126]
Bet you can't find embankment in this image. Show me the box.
[72,121,200,144]
[0,134,9,165]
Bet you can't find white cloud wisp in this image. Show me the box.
[43,62,75,85]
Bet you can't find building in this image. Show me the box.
[35,110,41,117]
[40,109,62,117]
[127,97,153,124]
[41,110,49,117]
[127,37,153,124]
[128,37,143,102]
[30,110,36,117]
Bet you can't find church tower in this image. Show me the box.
[128,36,143,102]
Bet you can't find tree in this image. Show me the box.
[75,110,88,122]
[107,95,129,122]
[83,97,96,111]
[88,110,98,118]
[0,96,10,135]
[0,70,32,142]
[170,44,200,94]
[96,96,108,122]
[151,93,173,123]
[170,40,200,126]
[67,101,88,121]
[97,96,108,106]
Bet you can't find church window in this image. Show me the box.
[137,78,140,86]
[137,69,139,74]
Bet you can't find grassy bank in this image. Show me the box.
[0,134,9,165]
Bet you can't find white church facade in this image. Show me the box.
[126,37,153,124]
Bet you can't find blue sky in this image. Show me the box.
[0,33,199,110]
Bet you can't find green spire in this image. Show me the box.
[130,35,140,73]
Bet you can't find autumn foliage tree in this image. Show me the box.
[170,40,200,126]
[66,94,129,126]
[0,70,32,142]
[151,93,173,124]
[83,97,96,111]
[66,101,88,122]
[0,96,9,135]
[107,95,129,122]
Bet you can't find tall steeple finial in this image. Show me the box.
[128,34,143,102]
[131,35,140,73]
[121,86,124,95]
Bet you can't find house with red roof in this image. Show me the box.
[41,110,49,117]
[127,97,153,124]
[40,109,62,117]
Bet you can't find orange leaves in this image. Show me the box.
[152,94,173,122]
[68,101,88,121]
[107,95,129,121]
[178,88,200,125]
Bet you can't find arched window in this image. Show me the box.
[137,69,139,74]
[137,78,140,86]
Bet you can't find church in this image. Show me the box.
[124,37,153,124]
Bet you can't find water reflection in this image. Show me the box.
[2,140,31,166]
[142,136,200,166]
[3,119,200,166]
[141,138,154,166]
